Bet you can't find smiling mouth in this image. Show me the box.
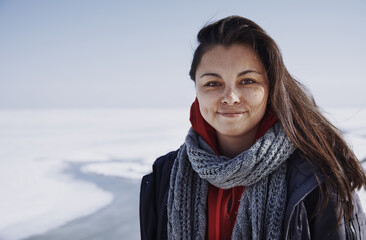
[218,111,246,117]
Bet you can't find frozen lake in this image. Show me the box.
[0,108,365,240]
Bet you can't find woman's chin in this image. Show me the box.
[217,128,250,138]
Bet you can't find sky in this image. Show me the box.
[1,0,365,109]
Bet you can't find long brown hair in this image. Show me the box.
[189,16,366,221]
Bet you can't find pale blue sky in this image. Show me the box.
[1,0,365,109]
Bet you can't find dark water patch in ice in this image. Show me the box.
[22,160,140,240]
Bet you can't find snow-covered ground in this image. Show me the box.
[0,109,190,240]
[0,108,365,240]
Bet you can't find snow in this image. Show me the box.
[323,107,366,161]
[81,161,151,180]
[0,108,365,239]
[0,109,189,240]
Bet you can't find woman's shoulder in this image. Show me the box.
[152,150,179,173]
[140,150,179,240]
[286,149,321,196]
[285,150,366,239]
[141,149,179,189]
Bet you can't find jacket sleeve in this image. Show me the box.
[290,186,366,239]
[305,187,345,240]
[140,172,157,240]
[139,150,178,240]
[344,192,366,239]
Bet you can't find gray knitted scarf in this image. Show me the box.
[167,123,296,240]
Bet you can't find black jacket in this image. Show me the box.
[140,149,366,239]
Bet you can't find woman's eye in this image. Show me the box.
[240,79,255,85]
[204,82,221,87]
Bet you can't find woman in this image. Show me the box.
[140,16,366,239]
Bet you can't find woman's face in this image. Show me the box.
[195,44,269,142]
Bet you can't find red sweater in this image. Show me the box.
[190,98,277,239]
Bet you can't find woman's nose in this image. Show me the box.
[222,88,240,105]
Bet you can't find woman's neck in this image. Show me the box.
[217,130,257,158]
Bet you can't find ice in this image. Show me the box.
[0,109,189,240]
[324,107,366,160]
[81,162,151,180]
[0,165,113,240]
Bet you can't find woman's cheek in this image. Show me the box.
[243,87,267,107]
[198,90,216,106]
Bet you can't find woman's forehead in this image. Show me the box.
[197,44,266,73]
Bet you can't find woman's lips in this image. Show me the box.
[218,111,247,117]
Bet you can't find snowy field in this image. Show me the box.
[0,108,365,240]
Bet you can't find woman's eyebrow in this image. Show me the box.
[237,70,261,77]
[200,70,261,79]
[200,73,222,79]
